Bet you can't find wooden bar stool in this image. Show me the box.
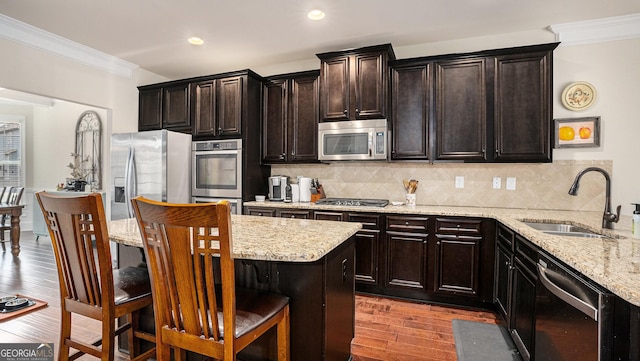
[131,197,290,361]
[35,192,155,361]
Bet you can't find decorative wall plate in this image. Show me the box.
[561,81,597,111]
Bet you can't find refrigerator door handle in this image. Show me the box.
[124,147,137,218]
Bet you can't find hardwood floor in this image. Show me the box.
[351,296,500,361]
[1,232,500,361]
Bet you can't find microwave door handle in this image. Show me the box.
[369,130,373,157]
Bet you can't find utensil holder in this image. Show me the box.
[405,193,416,206]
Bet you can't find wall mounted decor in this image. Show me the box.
[75,110,102,190]
[554,116,600,148]
[561,81,597,111]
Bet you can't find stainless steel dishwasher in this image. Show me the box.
[535,252,615,361]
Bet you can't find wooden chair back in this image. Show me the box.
[7,187,23,205]
[132,197,238,358]
[36,192,116,314]
[36,192,155,361]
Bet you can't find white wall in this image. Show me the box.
[0,28,638,218]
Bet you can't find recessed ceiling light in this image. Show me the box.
[307,9,325,21]
[188,37,204,46]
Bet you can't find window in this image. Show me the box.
[0,115,25,188]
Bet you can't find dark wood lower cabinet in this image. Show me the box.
[385,231,429,292]
[494,223,538,361]
[245,206,495,308]
[348,213,384,293]
[510,256,537,361]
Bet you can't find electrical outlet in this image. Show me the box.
[506,177,516,190]
[455,176,464,189]
[493,177,501,189]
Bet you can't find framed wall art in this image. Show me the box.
[554,116,600,148]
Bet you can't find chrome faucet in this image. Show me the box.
[568,167,621,229]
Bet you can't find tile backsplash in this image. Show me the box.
[271,160,612,212]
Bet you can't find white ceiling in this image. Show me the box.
[1,0,639,80]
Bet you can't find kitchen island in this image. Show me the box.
[109,215,362,361]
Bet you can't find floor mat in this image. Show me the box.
[452,319,522,361]
[0,294,48,322]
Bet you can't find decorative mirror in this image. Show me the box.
[75,110,102,190]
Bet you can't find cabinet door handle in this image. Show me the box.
[280,153,285,160]
[355,108,360,114]
[343,109,348,115]
[218,127,223,133]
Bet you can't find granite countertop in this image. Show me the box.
[246,200,640,307]
[108,215,362,263]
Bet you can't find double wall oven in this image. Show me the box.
[192,139,242,214]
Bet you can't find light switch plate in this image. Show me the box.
[493,177,501,189]
[455,176,464,189]
[506,177,516,190]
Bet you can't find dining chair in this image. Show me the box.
[131,197,290,361]
[35,192,156,361]
[0,186,12,204]
[0,186,22,251]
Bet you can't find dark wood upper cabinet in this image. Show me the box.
[263,78,287,162]
[192,79,216,136]
[140,70,262,142]
[317,44,395,122]
[217,76,243,137]
[493,50,553,162]
[390,65,431,160]
[193,75,244,138]
[390,42,558,163]
[162,82,191,132]
[138,83,190,133]
[263,71,319,163]
[138,87,162,131]
[434,58,487,161]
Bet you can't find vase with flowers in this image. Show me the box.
[67,153,90,191]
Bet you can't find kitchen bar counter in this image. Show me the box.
[109,214,361,361]
[109,214,362,262]
[245,200,640,307]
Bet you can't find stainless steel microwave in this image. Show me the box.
[318,119,388,161]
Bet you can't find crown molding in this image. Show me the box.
[549,13,640,46]
[0,13,138,78]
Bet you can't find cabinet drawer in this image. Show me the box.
[279,209,312,219]
[348,213,383,230]
[496,223,514,249]
[435,217,482,236]
[314,211,344,221]
[245,207,276,217]
[386,215,429,233]
[515,235,538,269]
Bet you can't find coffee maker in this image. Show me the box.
[268,176,288,201]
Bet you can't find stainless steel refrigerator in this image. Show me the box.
[110,129,191,220]
[110,129,191,269]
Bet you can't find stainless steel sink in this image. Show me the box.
[523,221,607,238]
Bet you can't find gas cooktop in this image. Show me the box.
[314,198,389,207]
